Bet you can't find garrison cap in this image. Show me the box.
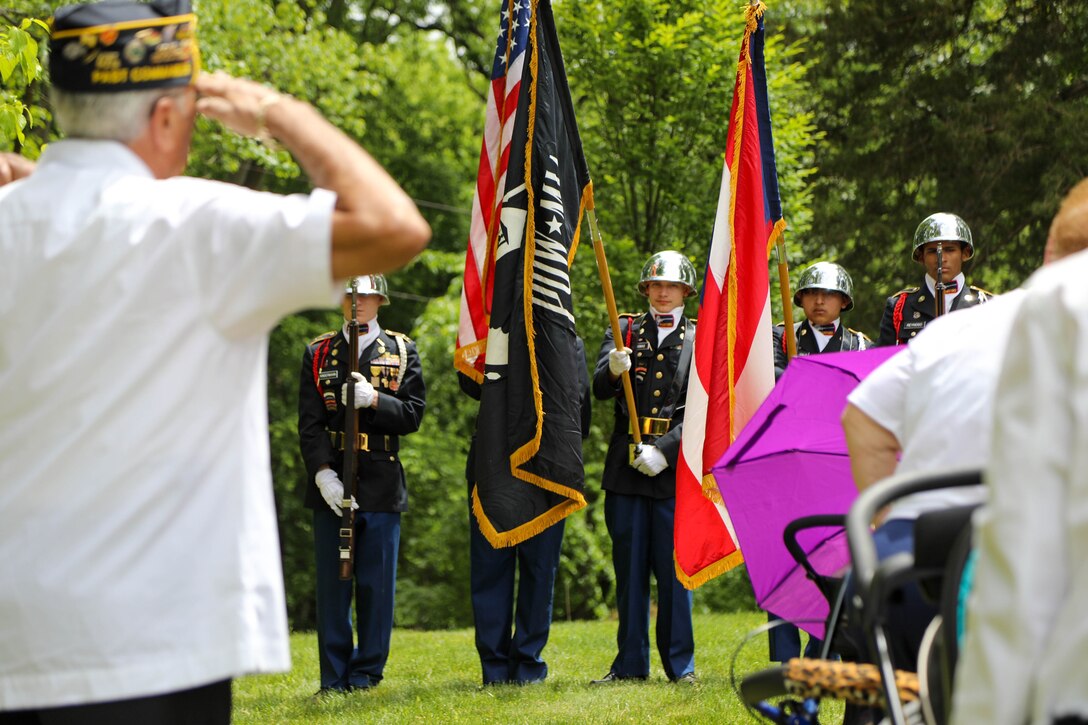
[50,1,199,93]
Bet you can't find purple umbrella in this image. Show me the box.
[711,346,902,638]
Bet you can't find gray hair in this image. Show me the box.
[51,87,183,142]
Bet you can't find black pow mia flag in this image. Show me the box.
[472,0,592,546]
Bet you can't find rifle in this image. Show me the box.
[339,281,361,580]
[934,243,947,317]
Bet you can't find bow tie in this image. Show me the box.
[356,323,369,335]
[655,314,675,329]
[940,280,960,294]
[814,323,836,336]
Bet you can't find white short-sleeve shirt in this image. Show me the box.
[846,290,1025,521]
[953,251,1088,724]
[0,140,339,709]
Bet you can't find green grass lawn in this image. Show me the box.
[233,611,844,724]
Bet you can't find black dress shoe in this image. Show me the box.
[672,671,699,686]
[589,671,646,685]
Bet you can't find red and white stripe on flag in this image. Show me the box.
[674,5,779,589]
[455,0,530,382]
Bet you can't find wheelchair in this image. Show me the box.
[735,468,982,725]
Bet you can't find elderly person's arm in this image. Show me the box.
[842,403,900,494]
[194,72,430,279]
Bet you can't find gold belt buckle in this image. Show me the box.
[639,417,670,436]
[357,433,369,451]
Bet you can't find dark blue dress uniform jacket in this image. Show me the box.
[298,329,426,512]
[772,321,873,380]
[592,312,692,500]
[876,281,993,347]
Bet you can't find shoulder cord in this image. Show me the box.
[311,338,333,390]
[891,293,909,344]
[395,334,407,386]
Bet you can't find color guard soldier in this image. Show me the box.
[297,275,426,694]
[767,261,870,663]
[876,213,993,346]
[773,261,872,379]
[458,340,591,685]
[589,250,699,686]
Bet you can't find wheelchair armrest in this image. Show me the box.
[784,514,848,601]
[739,665,790,703]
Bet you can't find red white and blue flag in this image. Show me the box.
[675,2,783,588]
[455,0,532,377]
[455,0,592,546]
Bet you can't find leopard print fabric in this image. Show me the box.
[781,658,920,707]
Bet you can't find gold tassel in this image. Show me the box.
[701,473,724,506]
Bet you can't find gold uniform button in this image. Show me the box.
[651,407,659,414]
[389,456,395,461]
[910,331,917,337]
[656,353,664,361]
[653,390,662,397]
[655,371,663,379]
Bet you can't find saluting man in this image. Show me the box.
[773,261,872,379]
[876,213,993,346]
[297,275,426,695]
[590,250,699,686]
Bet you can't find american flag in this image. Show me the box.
[456,0,591,546]
[674,2,781,588]
[455,0,533,382]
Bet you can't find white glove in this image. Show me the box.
[632,445,668,476]
[315,468,358,516]
[341,371,377,409]
[608,347,632,376]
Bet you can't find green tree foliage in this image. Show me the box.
[0,5,51,156]
[293,0,498,82]
[794,0,1088,337]
[558,1,819,268]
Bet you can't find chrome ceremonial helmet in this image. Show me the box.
[792,261,855,312]
[345,274,389,304]
[912,212,974,261]
[637,250,698,297]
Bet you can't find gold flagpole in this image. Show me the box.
[585,202,642,446]
[774,235,797,359]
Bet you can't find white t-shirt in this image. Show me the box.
[0,140,338,709]
[953,251,1088,725]
[846,290,1024,521]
